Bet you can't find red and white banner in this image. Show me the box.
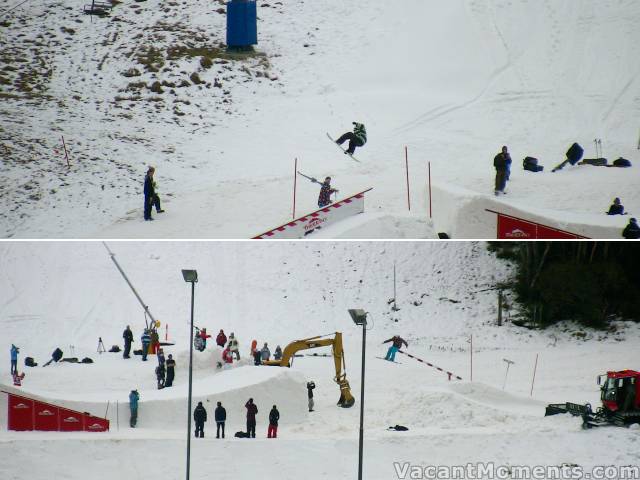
[487,210,588,239]
[254,188,373,239]
[5,391,109,432]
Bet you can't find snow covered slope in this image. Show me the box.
[1,0,639,238]
[1,242,639,479]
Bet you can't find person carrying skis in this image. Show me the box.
[245,398,258,438]
[383,335,408,362]
[318,177,338,208]
[141,330,151,361]
[10,344,19,375]
[165,354,176,387]
[215,401,226,438]
[336,122,367,155]
[193,401,207,438]
[216,329,227,348]
[129,389,140,428]
[268,405,280,438]
[122,326,134,359]
[493,146,511,196]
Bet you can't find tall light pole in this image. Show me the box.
[348,308,368,480]
[182,269,198,480]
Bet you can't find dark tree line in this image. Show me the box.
[488,242,640,328]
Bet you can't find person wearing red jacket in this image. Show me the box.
[199,328,211,351]
[222,347,233,365]
[383,335,408,362]
[245,398,258,438]
[216,329,227,348]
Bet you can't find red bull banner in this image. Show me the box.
[5,391,109,432]
[489,210,588,239]
[253,188,373,239]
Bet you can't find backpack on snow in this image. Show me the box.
[613,157,631,168]
[523,157,543,172]
[109,345,121,353]
[387,425,409,431]
[81,357,93,364]
[234,431,249,438]
[24,357,37,367]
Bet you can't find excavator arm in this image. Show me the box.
[262,332,355,408]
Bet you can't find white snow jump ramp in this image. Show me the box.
[253,188,373,239]
[1,367,308,431]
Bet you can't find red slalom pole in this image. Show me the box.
[530,353,539,396]
[398,350,462,380]
[61,135,70,168]
[405,146,411,211]
[293,157,298,219]
[428,161,432,219]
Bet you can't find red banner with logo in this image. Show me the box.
[493,211,586,239]
[6,392,109,432]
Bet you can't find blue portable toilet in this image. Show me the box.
[226,0,257,48]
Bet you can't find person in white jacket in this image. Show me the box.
[228,333,240,360]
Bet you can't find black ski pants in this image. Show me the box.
[165,368,174,387]
[195,421,204,438]
[336,132,364,154]
[123,340,131,358]
[246,419,256,438]
[216,421,225,438]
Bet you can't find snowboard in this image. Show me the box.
[327,133,361,163]
[375,356,401,364]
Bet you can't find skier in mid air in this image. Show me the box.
[335,122,367,156]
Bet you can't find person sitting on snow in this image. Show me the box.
[622,218,640,239]
[607,197,625,216]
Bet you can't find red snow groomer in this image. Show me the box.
[545,370,640,428]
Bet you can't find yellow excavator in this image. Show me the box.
[262,332,356,408]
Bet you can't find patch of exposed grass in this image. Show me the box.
[136,45,164,73]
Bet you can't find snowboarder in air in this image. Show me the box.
[215,401,226,438]
[622,218,640,239]
[383,335,408,362]
[607,197,625,216]
[318,177,338,208]
[336,122,367,155]
[194,401,207,438]
[493,146,511,195]
[165,354,176,387]
[122,326,133,359]
[129,389,140,428]
[268,405,280,438]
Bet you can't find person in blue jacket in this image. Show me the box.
[141,330,151,361]
[129,390,140,428]
[10,344,19,375]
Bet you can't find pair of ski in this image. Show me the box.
[375,356,402,364]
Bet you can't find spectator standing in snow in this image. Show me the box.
[143,166,164,221]
[122,326,133,359]
[155,364,165,389]
[141,330,151,361]
[193,401,207,438]
[165,354,175,387]
[335,122,367,156]
[129,390,140,428]
[215,401,226,438]
[10,344,19,375]
[260,343,271,362]
[150,328,160,354]
[318,177,338,208]
[274,345,283,361]
[383,335,408,362]
[253,348,262,366]
[216,329,227,348]
[493,146,511,195]
[199,328,211,350]
[307,381,315,412]
[622,218,640,239]
[607,198,625,216]
[268,405,280,438]
[157,348,165,367]
[245,398,258,438]
[228,333,240,360]
[222,347,233,365]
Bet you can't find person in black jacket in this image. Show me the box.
[143,167,156,221]
[307,381,315,412]
[194,401,207,438]
[122,326,133,359]
[607,198,625,216]
[215,401,226,438]
[622,218,640,239]
[245,398,258,438]
[493,146,511,195]
[267,405,280,438]
[165,354,175,387]
[383,335,408,362]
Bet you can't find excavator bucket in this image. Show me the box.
[337,379,355,408]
